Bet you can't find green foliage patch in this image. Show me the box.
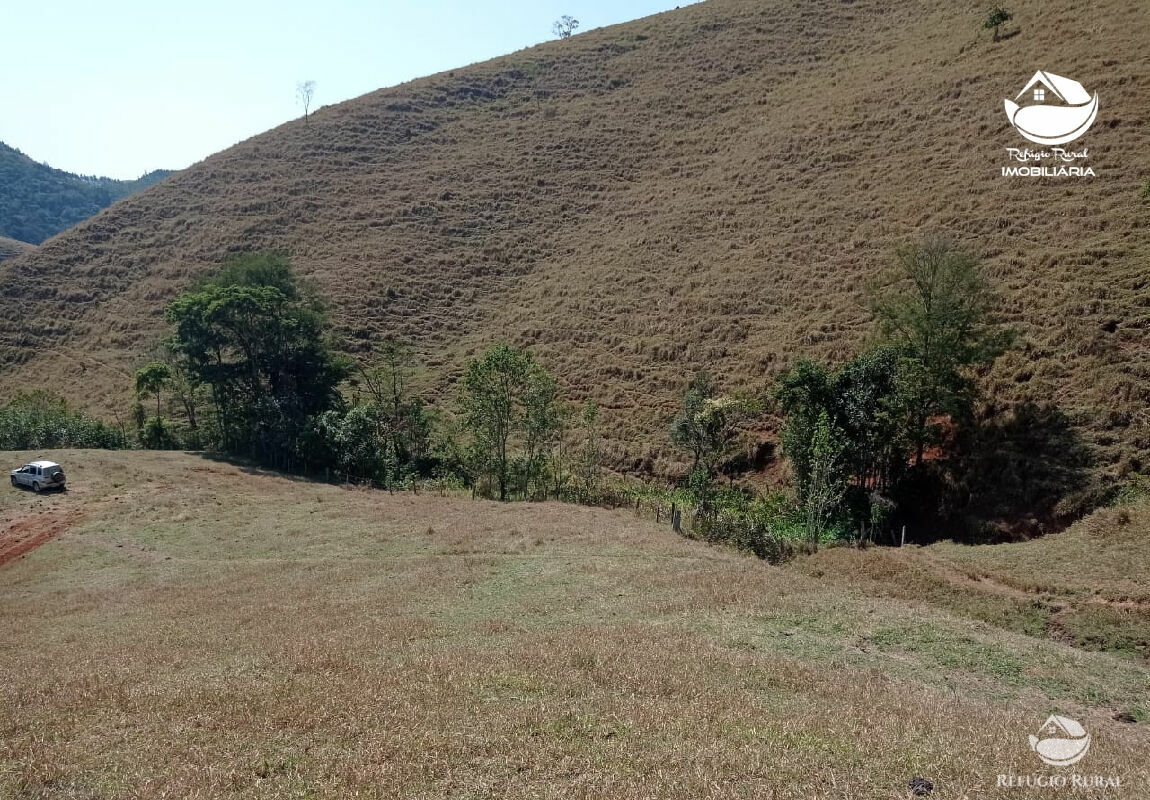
[0,391,125,450]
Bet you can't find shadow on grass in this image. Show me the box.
[195,450,348,486]
[967,402,1094,518]
[894,402,1095,543]
[947,402,1096,541]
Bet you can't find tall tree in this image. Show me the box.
[134,361,171,421]
[460,343,559,501]
[776,348,912,537]
[830,345,911,492]
[521,368,560,498]
[671,371,761,510]
[134,361,173,449]
[869,238,1013,465]
[802,411,847,548]
[774,359,833,505]
[577,400,602,497]
[165,252,347,464]
[354,340,432,486]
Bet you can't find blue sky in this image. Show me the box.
[1,0,695,180]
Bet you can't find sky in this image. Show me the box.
[1,0,696,180]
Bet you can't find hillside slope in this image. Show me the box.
[0,0,1147,485]
[0,142,171,245]
[0,237,33,263]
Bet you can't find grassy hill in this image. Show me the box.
[0,450,1147,798]
[0,141,171,245]
[0,0,1147,491]
[0,236,33,263]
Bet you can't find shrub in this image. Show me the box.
[983,6,1013,40]
[0,392,125,450]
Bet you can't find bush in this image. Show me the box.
[0,392,125,450]
[983,6,1013,39]
[141,417,180,450]
[645,483,826,564]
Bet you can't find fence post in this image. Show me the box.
[900,525,906,547]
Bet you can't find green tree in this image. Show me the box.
[134,361,171,421]
[802,411,847,547]
[831,345,911,493]
[521,368,560,498]
[165,252,347,465]
[869,238,1013,465]
[315,404,388,483]
[460,343,560,501]
[774,359,833,505]
[671,371,761,512]
[776,348,913,535]
[983,6,1013,40]
[165,355,207,446]
[355,341,432,487]
[134,361,173,449]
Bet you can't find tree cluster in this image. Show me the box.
[161,252,347,468]
[122,240,1080,548]
[136,252,603,499]
[664,239,1017,548]
[777,239,1014,543]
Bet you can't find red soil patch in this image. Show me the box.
[0,508,84,567]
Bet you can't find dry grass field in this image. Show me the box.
[1,450,1148,799]
[0,237,33,264]
[0,0,1147,485]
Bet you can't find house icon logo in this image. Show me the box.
[1028,715,1092,767]
[1004,70,1099,145]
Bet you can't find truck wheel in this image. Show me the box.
[32,482,41,493]
[9,476,16,487]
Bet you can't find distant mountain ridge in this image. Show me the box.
[0,142,171,244]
